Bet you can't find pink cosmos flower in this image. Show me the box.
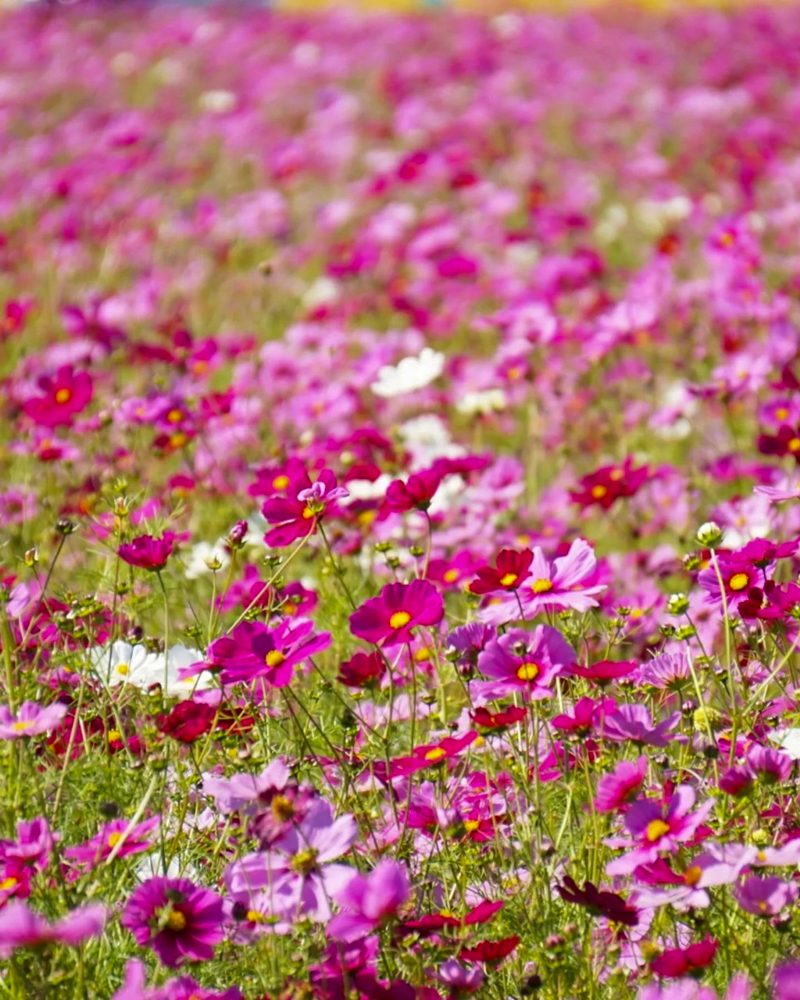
[121,877,225,968]
[389,732,478,778]
[261,468,348,547]
[225,798,356,923]
[606,786,714,875]
[774,963,800,1000]
[199,619,331,687]
[385,469,440,513]
[0,700,68,740]
[594,756,648,812]
[474,626,575,700]
[328,859,409,942]
[112,960,243,1000]
[479,538,606,624]
[22,366,93,427]
[0,901,108,957]
[118,533,175,571]
[755,476,800,504]
[350,579,444,647]
[65,816,159,871]
[734,875,798,917]
[602,704,681,748]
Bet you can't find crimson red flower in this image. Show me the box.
[650,937,719,978]
[118,533,175,571]
[159,701,216,743]
[758,424,800,464]
[470,705,527,731]
[385,469,440,513]
[459,936,520,963]
[336,651,386,689]
[23,366,93,428]
[400,900,504,935]
[469,549,533,596]
[570,458,650,510]
[569,660,638,685]
[556,877,639,926]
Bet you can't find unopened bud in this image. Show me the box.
[696,522,723,547]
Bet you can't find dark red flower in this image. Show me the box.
[556,877,639,926]
[470,705,527,731]
[570,459,650,510]
[337,651,386,689]
[650,937,719,978]
[569,659,638,685]
[118,533,175,571]
[758,424,800,464]
[399,900,504,936]
[459,935,520,963]
[469,548,533,596]
[159,701,216,743]
[385,469,440,513]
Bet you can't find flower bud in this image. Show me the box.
[228,520,248,549]
[667,592,690,615]
[696,521,723,547]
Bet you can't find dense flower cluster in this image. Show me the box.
[5,3,800,999]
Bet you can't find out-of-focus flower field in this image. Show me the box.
[5,2,800,998]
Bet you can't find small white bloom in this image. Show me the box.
[184,541,230,580]
[456,389,507,416]
[89,641,213,700]
[198,89,237,114]
[371,348,445,398]
[302,277,340,309]
[398,414,465,468]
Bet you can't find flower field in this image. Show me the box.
[5,2,800,998]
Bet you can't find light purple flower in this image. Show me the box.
[0,901,108,957]
[735,875,798,916]
[602,704,680,748]
[0,700,68,740]
[328,859,409,942]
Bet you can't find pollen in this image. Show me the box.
[0,877,18,892]
[272,475,289,490]
[776,407,789,420]
[591,484,608,499]
[107,832,123,848]
[247,909,268,923]
[166,408,184,424]
[389,610,411,629]
[290,848,319,875]
[107,729,122,742]
[684,865,702,886]
[729,572,750,591]
[463,820,480,832]
[443,569,459,583]
[499,572,518,586]
[414,648,431,662]
[516,662,540,681]
[265,650,286,668]
[116,663,130,676]
[646,819,670,842]
[55,388,72,404]
[789,438,800,452]
[424,747,447,761]
[271,794,295,821]
[531,578,553,593]
[169,432,188,448]
[301,505,316,519]
[165,910,187,932]
[12,720,34,731]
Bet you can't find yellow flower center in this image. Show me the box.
[165,910,187,932]
[789,438,800,452]
[609,468,624,481]
[301,506,316,519]
[169,432,188,449]
[506,366,522,381]
[517,662,540,681]
[247,909,267,924]
[272,475,289,490]
[107,729,122,742]
[425,747,447,761]
[531,578,553,594]
[776,408,789,420]
[55,388,72,404]
[107,832,123,848]
[265,650,286,668]
[499,572,518,587]
[166,408,184,424]
[591,484,608,499]
[116,663,130,676]
[729,573,750,592]
[389,611,411,629]
[0,876,18,892]
[443,569,459,583]
[463,820,480,832]
[271,795,295,822]
[646,819,670,842]
[439,909,456,918]
[290,849,318,875]
[414,648,431,662]
[11,720,34,731]
[684,865,702,886]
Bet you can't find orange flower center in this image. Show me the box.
[646,819,670,842]
[591,484,608,499]
[55,388,71,404]
[166,408,184,424]
[165,910,187,932]
[684,865,702,886]
[789,438,800,453]
[443,569,459,583]
[272,475,289,490]
[609,468,624,481]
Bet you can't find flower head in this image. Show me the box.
[350,579,444,647]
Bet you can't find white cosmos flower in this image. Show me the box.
[456,388,507,415]
[89,641,213,700]
[398,414,465,469]
[371,348,445,398]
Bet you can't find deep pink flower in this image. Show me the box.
[118,533,175,571]
[0,901,107,957]
[200,618,330,687]
[349,579,444,647]
[385,469,440,513]
[594,757,648,812]
[261,468,348,547]
[390,732,478,778]
[0,700,68,740]
[23,366,93,427]
[65,817,159,871]
[121,877,225,968]
[474,626,574,700]
[480,538,606,624]
[602,703,680,748]
[650,938,718,978]
[328,859,409,942]
[774,962,800,1000]
[111,960,243,1000]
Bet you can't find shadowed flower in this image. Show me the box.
[735,876,798,917]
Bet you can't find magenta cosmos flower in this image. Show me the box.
[606,786,714,875]
[0,700,67,740]
[0,900,108,957]
[112,960,243,1000]
[261,468,348,547]
[479,538,606,624]
[118,533,175,571]
[65,816,160,871]
[385,469,440,513]
[328,858,409,942]
[594,757,648,813]
[199,619,331,687]
[473,626,574,700]
[121,877,225,968]
[349,579,444,647]
[22,365,93,428]
[225,798,356,923]
[735,876,798,917]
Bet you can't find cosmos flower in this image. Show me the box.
[328,859,409,942]
[0,701,68,740]
[349,579,444,647]
[261,468,348,547]
[121,877,225,968]
[118,533,175,571]
[371,348,445,397]
[65,817,160,870]
[0,901,108,957]
[473,626,574,700]
[22,366,93,427]
[385,469,441,513]
[202,618,331,687]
